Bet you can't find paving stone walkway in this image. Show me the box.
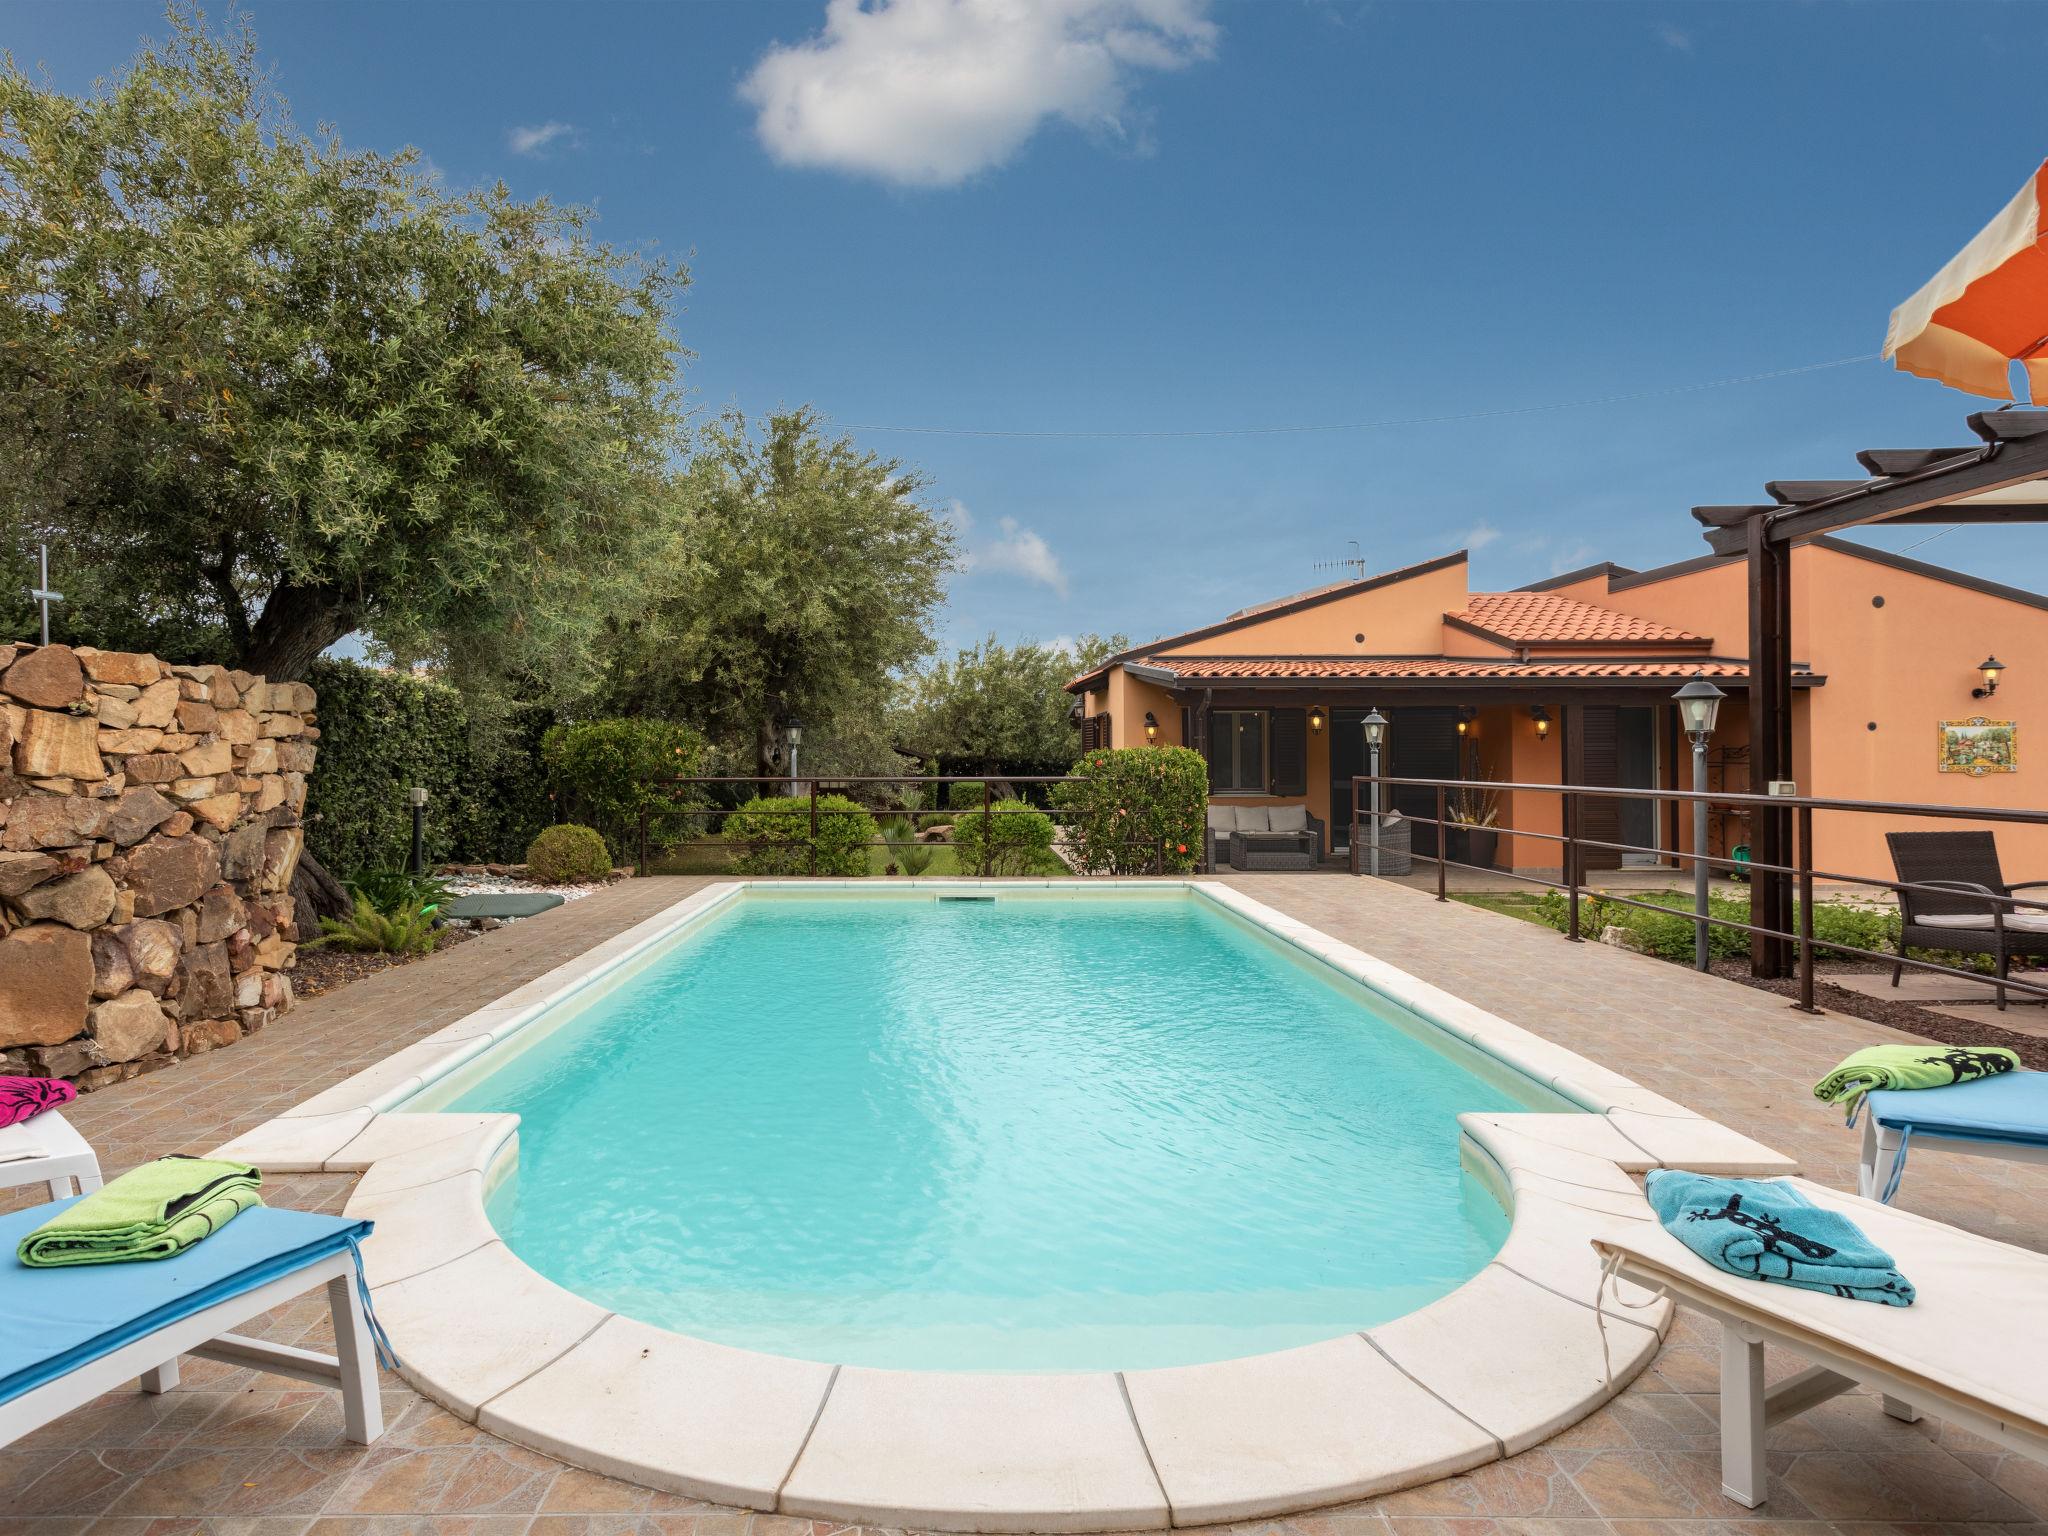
[4,873,2047,1535]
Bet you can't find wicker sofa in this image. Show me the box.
[1887,830,2048,1010]
[1206,803,1325,871]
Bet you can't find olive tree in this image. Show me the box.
[0,6,688,681]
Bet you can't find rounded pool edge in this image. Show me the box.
[213,881,1802,1531]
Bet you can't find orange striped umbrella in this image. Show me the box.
[1887,158,2048,399]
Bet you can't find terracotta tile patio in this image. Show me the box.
[5,872,2048,1534]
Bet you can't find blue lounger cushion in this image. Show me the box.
[0,1197,373,1406]
[1866,1071,2048,1146]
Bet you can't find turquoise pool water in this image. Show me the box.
[436,891,1540,1371]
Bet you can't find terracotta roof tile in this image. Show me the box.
[1143,655,1785,681]
[1448,591,1708,646]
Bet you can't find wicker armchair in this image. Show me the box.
[1886,830,2048,1009]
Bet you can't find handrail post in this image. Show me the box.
[636,807,648,878]
[808,780,819,878]
[1795,804,1818,1013]
[1564,789,1582,942]
[981,779,993,877]
[1435,785,1447,901]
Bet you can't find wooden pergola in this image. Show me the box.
[1693,409,2048,975]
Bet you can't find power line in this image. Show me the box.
[839,352,1882,441]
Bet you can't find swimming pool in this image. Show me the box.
[415,887,1559,1371]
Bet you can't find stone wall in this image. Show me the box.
[0,643,317,1089]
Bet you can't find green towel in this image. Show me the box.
[1812,1044,2021,1120]
[17,1154,263,1267]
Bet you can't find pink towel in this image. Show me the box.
[0,1076,76,1129]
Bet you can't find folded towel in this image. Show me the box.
[1645,1170,1914,1306]
[17,1154,263,1267]
[1812,1044,2020,1119]
[0,1076,76,1130]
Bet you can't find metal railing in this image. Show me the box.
[1349,774,2048,1011]
[622,775,1187,879]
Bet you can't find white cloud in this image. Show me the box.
[1458,522,1501,553]
[508,121,580,157]
[951,503,1070,595]
[1656,23,1692,52]
[1548,542,1597,575]
[740,0,1218,189]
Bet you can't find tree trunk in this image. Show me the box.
[238,582,357,681]
[755,715,782,789]
[290,846,353,941]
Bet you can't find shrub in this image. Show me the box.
[541,718,705,859]
[311,893,441,957]
[1053,747,1207,875]
[525,824,615,884]
[951,799,1058,875]
[305,660,551,879]
[946,779,988,812]
[724,794,877,877]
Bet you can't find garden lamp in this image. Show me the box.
[784,717,803,790]
[1671,677,1726,973]
[1361,710,1388,877]
[408,786,428,877]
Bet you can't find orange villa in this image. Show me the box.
[1068,536,2048,881]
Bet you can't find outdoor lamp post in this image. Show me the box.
[1974,656,2006,699]
[408,786,429,877]
[1362,709,1388,877]
[784,718,803,792]
[1673,677,1726,972]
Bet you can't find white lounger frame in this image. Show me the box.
[0,1111,104,1202]
[1607,1254,2048,1509]
[1857,1110,2048,1202]
[0,1249,383,1449]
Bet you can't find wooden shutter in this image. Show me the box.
[1269,708,1307,796]
[1079,713,1111,751]
[1571,704,1623,872]
[1179,707,1190,751]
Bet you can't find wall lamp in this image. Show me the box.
[1143,711,1160,743]
[1454,705,1476,737]
[1529,704,1551,740]
[1974,656,2006,699]
[1308,705,1325,733]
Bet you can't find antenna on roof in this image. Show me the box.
[1312,540,1371,580]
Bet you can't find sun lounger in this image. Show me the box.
[0,1197,386,1449]
[1594,1178,2048,1509]
[0,1109,104,1201]
[1858,1072,2048,1202]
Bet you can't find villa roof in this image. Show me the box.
[1446,591,1708,647]
[1126,654,1810,684]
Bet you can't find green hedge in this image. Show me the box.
[541,718,705,860]
[946,779,988,812]
[950,798,1059,875]
[724,794,877,877]
[1052,747,1206,875]
[304,660,552,880]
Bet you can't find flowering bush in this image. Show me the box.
[724,794,876,877]
[1052,747,1207,874]
[951,798,1059,875]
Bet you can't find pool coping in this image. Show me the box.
[215,878,1798,1532]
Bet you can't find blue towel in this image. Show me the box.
[1644,1170,1915,1307]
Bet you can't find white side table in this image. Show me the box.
[0,1110,104,1201]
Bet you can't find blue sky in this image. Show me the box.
[8,0,2048,654]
